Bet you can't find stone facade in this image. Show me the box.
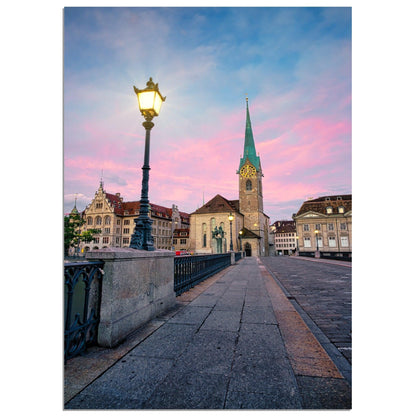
[79,182,190,254]
[293,195,352,257]
[189,195,243,254]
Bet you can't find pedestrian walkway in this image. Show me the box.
[65,257,351,409]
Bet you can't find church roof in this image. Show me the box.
[191,194,239,215]
[238,98,261,172]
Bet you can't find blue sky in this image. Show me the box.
[64,6,351,221]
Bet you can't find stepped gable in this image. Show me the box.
[104,192,124,215]
[296,194,352,216]
[192,194,238,215]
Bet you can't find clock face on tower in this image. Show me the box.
[240,164,256,178]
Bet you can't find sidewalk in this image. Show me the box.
[65,257,351,409]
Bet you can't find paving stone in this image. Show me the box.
[241,305,277,324]
[296,375,351,409]
[65,356,174,409]
[143,370,228,409]
[173,329,238,375]
[225,389,301,409]
[167,305,212,326]
[199,309,242,332]
[128,322,198,359]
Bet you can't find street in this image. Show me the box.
[261,256,352,364]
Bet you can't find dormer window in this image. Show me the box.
[338,206,345,214]
[326,206,333,214]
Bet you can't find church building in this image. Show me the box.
[189,98,269,257]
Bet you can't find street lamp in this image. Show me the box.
[228,213,234,251]
[314,229,320,257]
[130,77,166,251]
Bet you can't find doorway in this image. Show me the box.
[244,242,252,257]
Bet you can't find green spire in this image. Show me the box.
[238,97,260,172]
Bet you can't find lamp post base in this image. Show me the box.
[130,217,155,251]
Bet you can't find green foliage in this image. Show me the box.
[64,211,101,256]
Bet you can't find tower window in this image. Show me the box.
[246,180,252,191]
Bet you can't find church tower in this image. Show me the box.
[238,98,264,227]
[237,97,269,256]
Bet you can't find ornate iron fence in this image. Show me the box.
[64,261,104,362]
[174,253,231,295]
[235,251,242,262]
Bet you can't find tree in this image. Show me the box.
[64,212,101,256]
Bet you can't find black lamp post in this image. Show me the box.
[314,229,320,257]
[228,213,234,251]
[130,77,166,251]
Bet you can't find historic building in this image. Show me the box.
[189,98,270,257]
[293,194,352,259]
[79,181,190,253]
[271,220,297,255]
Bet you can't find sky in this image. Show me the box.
[64,6,351,222]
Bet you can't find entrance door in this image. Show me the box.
[244,242,252,257]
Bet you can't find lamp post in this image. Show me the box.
[314,229,320,258]
[239,229,243,252]
[228,213,234,251]
[295,236,299,256]
[130,77,166,251]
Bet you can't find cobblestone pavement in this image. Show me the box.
[261,256,352,364]
[65,257,351,410]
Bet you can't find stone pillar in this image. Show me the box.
[86,248,175,348]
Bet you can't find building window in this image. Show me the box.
[304,237,311,248]
[103,237,109,244]
[315,224,321,231]
[104,227,110,234]
[95,203,103,209]
[173,239,177,245]
[124,219,130,225]
[180,239,187,244]
[340,223,347,230]
[341,236,349,247]
[339,206,345,214]
[317,237,323,248]
[329,236,337,247]
[123,228,130,234]
[94,237,100,244]
[117,219,121,225]
[326,206,333,214]
[87,217,93,225]
[95,216,102,225]
[328,223,334,231]
[122,237,129,245]
[303,224,309,232]
[105,216,111,225]
[246,180,252,191]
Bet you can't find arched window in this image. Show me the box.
[95,216,102,225]
[104,216,111,225]
[87,216,93,225]
[202,223,207,247]
[246,179,252,191]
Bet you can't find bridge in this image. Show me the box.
[65,255,351,409]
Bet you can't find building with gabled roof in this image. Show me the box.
[189,99,269,256]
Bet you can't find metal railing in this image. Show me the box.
[174,253,232,295]
[64,261,104,362]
